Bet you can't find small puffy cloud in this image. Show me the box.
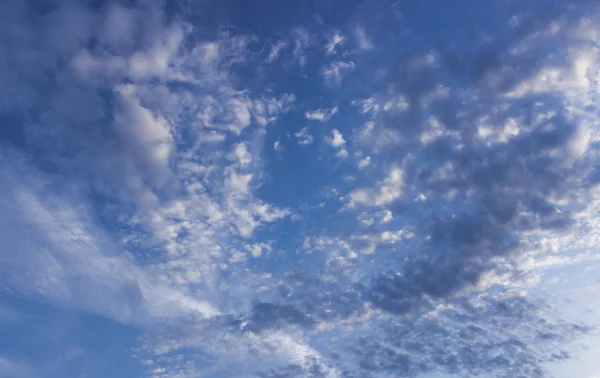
[305,106,338,122]
[245,242,272,258]
[326,128,346,148]
[225,98,252,134]
[326,129,348,159]
[227,143,252,167]
[347,166,404,207]
[336,149,349,158]
[273,140,283,152]
[295,127,314,145]
[225,171,253,196]
[358,156,371,169]
[379,209,393,224]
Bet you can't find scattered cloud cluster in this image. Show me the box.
[1,0,600,378]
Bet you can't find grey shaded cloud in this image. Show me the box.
[358,3,598,319]
[224,1,600,377]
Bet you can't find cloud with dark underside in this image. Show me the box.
[223,2,600,377]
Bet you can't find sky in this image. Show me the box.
[1,0,600,377]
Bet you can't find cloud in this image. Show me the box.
[347,166,404,207]
[328,129,346,148]
[379,210,393,224]
[0,150,219,325]
[354,26,373,51]
[358,156,371,169]
[2,0,600,377]
[322,61,355,84]
[305,106,338,122]
[336,149,349,158]
[326,128,348,158]
[274,140,283,152]
[113,84,174,188]
[267,40,288,63]
[292,27,311,66]
[253,93,296,126]
[326,31,345,54]
[228,143,252,167]
[294,127,314,145]
[245,242,272,258]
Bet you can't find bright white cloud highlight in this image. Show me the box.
[305,106,338,122]
[347,166,404,207]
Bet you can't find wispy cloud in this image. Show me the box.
[294,127,314,145]
[354,25,373,50]
[267,40,288,63]
[305,106,338,122]
[326,31,345,54]
[292,27,311,66]
[322,61,355,84]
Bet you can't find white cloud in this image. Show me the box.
[305,106,338,122]
[568,123,591,158]
[267,40,288,63]
[245,242,272,258]
[274,140,283,152]
[358,156,371,170]
[0,152,220,325]
[228,143,252,167]
[322,61,355,83]
[506,48,597,98]
[325,129,348,158]
[326,31,345,54]
[225,97,252,134]
[347,167,404,207]
[352,97,379,114]
[4,1,600,377]
[197,130,227,143]
[295,127,314,145]
[379,210,393,224]
[225,171,253,196]
[253,93,296,126]
[113,84,174,189]
[336,148,349,158]
[326,128,346,148]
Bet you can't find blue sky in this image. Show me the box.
[1,0,600,377]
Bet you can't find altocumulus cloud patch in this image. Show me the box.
[1,0,600,377]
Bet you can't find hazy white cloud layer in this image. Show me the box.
[1,0,600,377]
